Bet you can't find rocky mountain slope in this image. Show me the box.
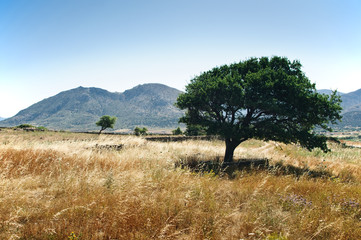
[0,84,184,131]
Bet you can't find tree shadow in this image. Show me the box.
[176,155,333,180]
[268,161,333,179]
[176,154,268,178]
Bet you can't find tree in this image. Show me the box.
[96,115,117,134]
[16,124,34,129]
[134,127,148,136]
[172,127,183,135]
[134,127,141,136]
[15,124,48,131]
[176,56,342,162]
[141,127,148,135]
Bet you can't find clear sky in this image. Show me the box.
[1,0,360,118]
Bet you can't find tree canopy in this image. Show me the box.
[96,115,117,134]
[134,127,148,136]
[172,127,183,135]
[176,56,342,162]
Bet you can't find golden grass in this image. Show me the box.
[0,130,360,239]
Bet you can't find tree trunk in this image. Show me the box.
[224,138,241,163]
[99,128,105,135]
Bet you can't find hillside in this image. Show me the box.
[318,88,361,129]
[338,111,361,128]
[336,89,361,128]
[317,88,361,112]
[0,84,183,131]
[339,89,361,113]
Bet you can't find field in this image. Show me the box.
[0,129,360,239]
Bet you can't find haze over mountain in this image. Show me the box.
[0,83,183,131]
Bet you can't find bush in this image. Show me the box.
[36,126,48,131]
[16,124,34,129]
[172,127,183,135]
[134,127,148,136]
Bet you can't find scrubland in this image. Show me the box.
[0,130,360,239]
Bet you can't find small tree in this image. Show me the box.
[140,127,148,135]
[172,127,183,135]
[16,124,34,129]
[176,56,342,162]
[134,127,148,136]
[134,127,141,136]
[96,115,117,134]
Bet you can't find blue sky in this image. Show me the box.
[1,0,360,118]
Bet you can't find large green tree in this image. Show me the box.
[96,115,117,134]
[176,56,342,162]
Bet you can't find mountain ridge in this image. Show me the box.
[1,85,361,131]
[0,83,184,131]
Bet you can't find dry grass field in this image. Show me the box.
[0,129,360,239]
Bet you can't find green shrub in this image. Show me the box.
[172,127,183,135]
[16,124,34,129]
[134,127,148,136]
[36,126,48,131]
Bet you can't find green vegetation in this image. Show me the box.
[134,126,148,136]
[35,126,48,131]
[16,124,34,129]
[15,124,48,131]
[96,115,117,134]
[172,127,183,135]
[177,56,342,162]
[320,89,361,128]
[184,124,207,136]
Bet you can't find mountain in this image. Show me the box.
[0,117,5,121]
[318,88,361,129]
[339,89,361,113]
[338,111,361,128]
[2,84,360,131]
[318,88,361,112]
[0,83,184,131]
